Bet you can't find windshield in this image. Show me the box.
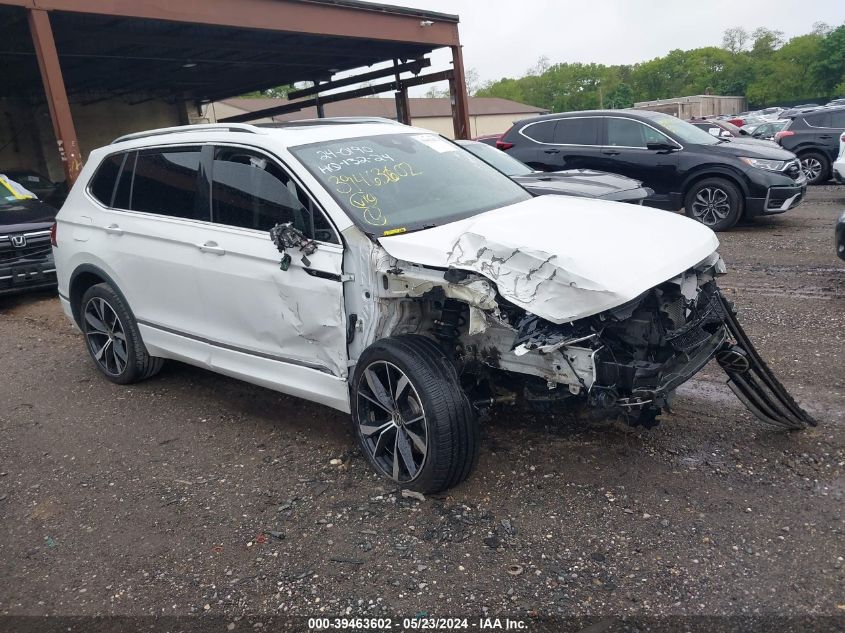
[647,113,720,145]
[290,133,532,235]
[0,175,37,207]
[457,141,533,177]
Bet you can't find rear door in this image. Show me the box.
[191,145,348,402]
[86,146,214,364]
[520,116,603,172]
[598,117,680,201]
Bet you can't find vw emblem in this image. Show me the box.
[716,347,750,374]
[11,234,26,248]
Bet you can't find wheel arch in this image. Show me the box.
[68,264,132,329]
[681,168,750,201]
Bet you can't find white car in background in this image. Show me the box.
[833,131,845,184]
[52,121,816,493]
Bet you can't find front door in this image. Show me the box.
[192,145,349,410]
[598,117,680,205]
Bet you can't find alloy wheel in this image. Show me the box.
[800,157,822,182]
[691,186,731,226]
[83,297,128,376]
[355,360,428,482]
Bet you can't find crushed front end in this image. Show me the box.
[367,247,816,431]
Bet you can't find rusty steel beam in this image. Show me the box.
[220,69,454,123]
[2,0,461,46]
[449,44,471,140]
[27,8,82,183]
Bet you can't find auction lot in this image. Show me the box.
[1,188,843,619]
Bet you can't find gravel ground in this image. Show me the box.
[0,187,843,624]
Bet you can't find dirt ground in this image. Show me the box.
[1,187,843,625]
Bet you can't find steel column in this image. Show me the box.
[449,44,470,139]
[27,8,82,184]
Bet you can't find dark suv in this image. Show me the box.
[775,105,845,184]
[498,109,806,231]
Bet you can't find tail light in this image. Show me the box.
[50,221,57,247]
[774,130,794,142]
[496,125,515,150]
[840,133,845,142]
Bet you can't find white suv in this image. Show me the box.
[53,121,815,492]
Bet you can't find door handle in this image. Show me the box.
[197,241,225,255]
[543,148,561,154]
[602,150,621,156]
[104,224,123,236]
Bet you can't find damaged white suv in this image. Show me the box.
[53,121,815,493]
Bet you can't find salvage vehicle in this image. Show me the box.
[0,174,58,296]
[497,109,807,231]
[3,169,67,208]
[457,140,651,204]
[53,122,816,493]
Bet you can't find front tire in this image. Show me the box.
[799,151,829,185]
[684,177,743,231]
[351,335,479,493]
[79,283,164,384]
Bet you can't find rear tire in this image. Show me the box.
[351,335,479,493]
[684,177,743,231]
[79,283,164,384]
[799,151,829,185]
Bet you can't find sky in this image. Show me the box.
[360,0,845,95]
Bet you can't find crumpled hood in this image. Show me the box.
[379,195,720,324]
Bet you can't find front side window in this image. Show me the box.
[129,147,204,220]
[210,147,337,243]
[606,118,669,147]
[553,118,600,145]
[289,133,531,235]
[645,113,718,145]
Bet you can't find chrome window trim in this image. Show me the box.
[518,116,603,146]
[518,115,684,150]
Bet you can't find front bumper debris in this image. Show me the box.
[714,292,817,430]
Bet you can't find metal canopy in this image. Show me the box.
[0,0,469,183]
[0,8,447,104]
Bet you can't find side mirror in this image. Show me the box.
[270,222,317,270]
[646,140,679,152]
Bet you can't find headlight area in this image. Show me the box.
[739,157,786,172]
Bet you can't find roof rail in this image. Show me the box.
[257,117,403,128]
[112,123,261,144]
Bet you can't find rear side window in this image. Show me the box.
[520,120,556,143]
[553,118,600,145]
[89,153,125,206]
[130,148,204,220]
[805,111,831,128]
[211,147,338,243]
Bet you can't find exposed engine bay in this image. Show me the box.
[350,247,816,431]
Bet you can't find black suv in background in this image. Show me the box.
[775,105,845,184]
[498,109,806,231]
